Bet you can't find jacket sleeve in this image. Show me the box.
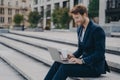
[73,47,82,58]
[83,27,105,65]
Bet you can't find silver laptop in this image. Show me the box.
[47,47,74,64]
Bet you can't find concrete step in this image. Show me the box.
[111,32,120,38]
[1,33,77,52]
[9,30,120,55]
[0,36,120,79]
[0,35,120,73]
[0,29,9,33]
[67,71,120,80]
[0,36,53,66]
[0,58,24,80]
[0,43,49,80]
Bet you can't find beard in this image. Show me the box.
[76,18,86,27]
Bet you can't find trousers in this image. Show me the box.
[44,62,100,80]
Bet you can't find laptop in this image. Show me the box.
[47,47,74,64]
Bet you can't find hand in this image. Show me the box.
[69,58,83,64]
[67,54,75,59]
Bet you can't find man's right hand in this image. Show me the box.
[67,54,75,59]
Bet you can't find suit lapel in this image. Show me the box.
[77,20,93,45]
[83,21,93,45]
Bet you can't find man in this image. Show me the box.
[44,4,110,80]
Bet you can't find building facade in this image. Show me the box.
[99,0,120,32]
[31,0,90,29]
[99,0,120,25]
[105,0,120,23]
[0,0,31,28]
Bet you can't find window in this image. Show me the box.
[34,0,38,5]
[34,7,38,11]
[0,8,4,14]
[0,17,4,23]
[8,8,12,15]
[47,0,50,2]
[8,2,11,6]
[22,0,26,2]
[0,0,4,5]
[15,9,19,14]
[108,0,113,8]
[116,0,120,8]
[63,1,67,8]
[79,0,83,3]
[46,5,51,17]
[16,1,18,6]
[8,17,12,23]
[74,0,79,6]
[112,0,115,8]
[40,6,44,17]
[54,3,59,9]
[29,4,31,8]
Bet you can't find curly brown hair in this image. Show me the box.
[69,4,88,16]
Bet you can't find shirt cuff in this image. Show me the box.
[81,58,85,64]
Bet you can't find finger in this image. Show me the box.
[67,54,71,59]
[71,58,76,62]
[69,58,74,62]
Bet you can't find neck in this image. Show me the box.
[83,17,89,29]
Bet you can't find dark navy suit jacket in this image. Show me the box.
[73,20,110,74]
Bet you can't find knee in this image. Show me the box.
[59,64,68,72]
[54,61,62,65]
[51,61,62,68]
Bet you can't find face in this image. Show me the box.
[72,13,85,26]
